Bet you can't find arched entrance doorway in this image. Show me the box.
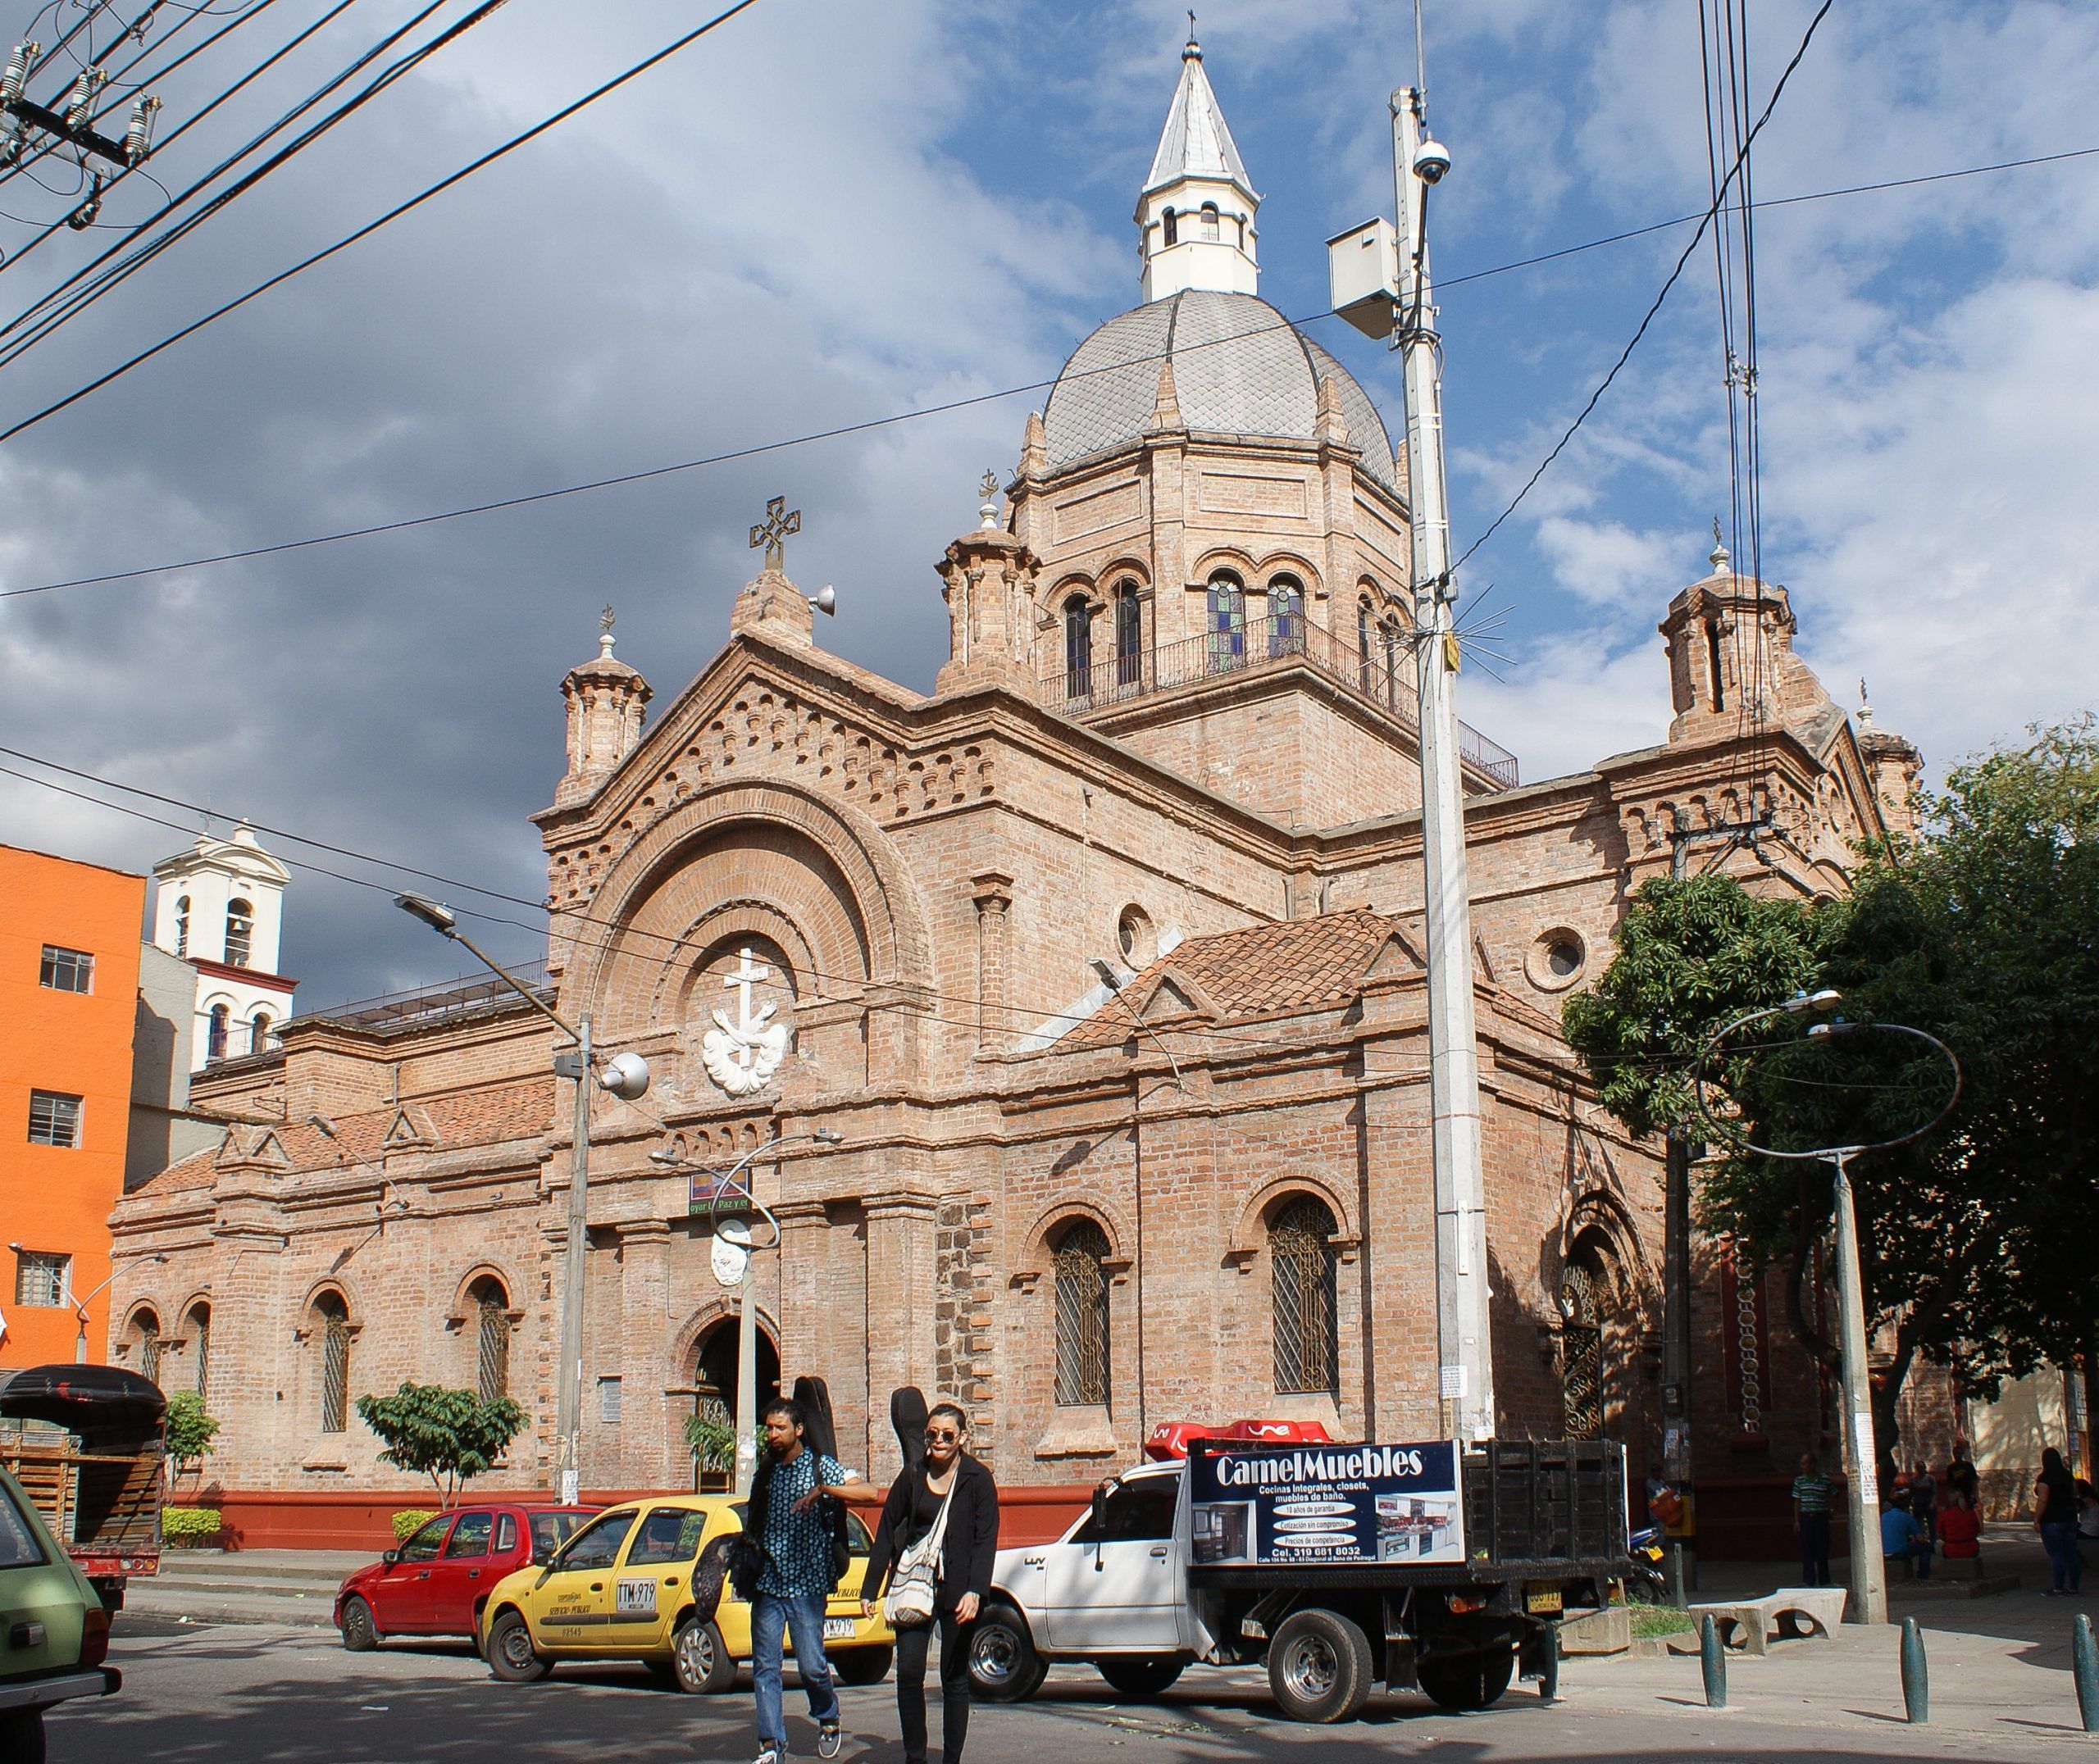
[690,1317,780,1491]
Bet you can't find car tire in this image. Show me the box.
[833,1644,894,1686]
[339,1594,380,1653]
[967,1602,1046,1703]
[672,1616,737,1694]
[1415,1632,1515,1712]
[1097,1656,1186,1698]
[0,1708,45,1764]
[485,1609,552,1682]
[1268,1608,1374,1724]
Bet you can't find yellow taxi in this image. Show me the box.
[477,1493,893,1693]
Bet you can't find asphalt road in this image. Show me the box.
[43,1615,2082,1763]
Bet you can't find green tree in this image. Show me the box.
[1566,716,2099,1466]
[354,1383,529,1511]
[163,1389,221,1480]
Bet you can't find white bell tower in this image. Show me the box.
[1136,30,1260,302]
[150,822,297,1069]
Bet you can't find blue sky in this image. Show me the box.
[1,0,2094,1007]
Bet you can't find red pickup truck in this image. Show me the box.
[335,1504,594,1650]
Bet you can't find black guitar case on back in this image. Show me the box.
[890,1384,929,1476]
[791,1375,839,1462]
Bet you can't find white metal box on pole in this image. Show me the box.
[1327,217,1401,340]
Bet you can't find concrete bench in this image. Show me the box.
[1684,1587,1847,1657]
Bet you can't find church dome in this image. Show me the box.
[1041,290,1399,491]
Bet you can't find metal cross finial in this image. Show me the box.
[1712,516,1723,548]
[749,495,800,573]
[979,468,998,499]
[600,603,615,635]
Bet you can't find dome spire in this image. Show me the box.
[1136,32,1259,302]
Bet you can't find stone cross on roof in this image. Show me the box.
[749,496,800,573]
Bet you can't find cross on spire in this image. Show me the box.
[749,495,800,573]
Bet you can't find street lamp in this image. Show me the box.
[1692,993,1960,1627]
[649,1128,843,1493]
[11,1245,167,1362]
[394,892,651,1505]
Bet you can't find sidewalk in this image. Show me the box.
[124,1548,366,1629]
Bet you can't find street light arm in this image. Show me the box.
[448,926,581,1046]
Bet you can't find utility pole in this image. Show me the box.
[1828,1148,1887,1625]
[553,1012,593,1508]
[1,45,161,226]
[1391,77,1495,1444]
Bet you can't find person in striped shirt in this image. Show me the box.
[1792,1453,1835,1587]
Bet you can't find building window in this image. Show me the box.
[599,1376,623,1426]
[1381,618,1404,710]
[174,896,189,958]
[1357,600,1375,691]
[132,1310,162,1385]
[1207,573,1246,672]
[314,1292,351,1434]
[1114,581,1143,689]
[1559,1262,1604,1440]
[471,1278,511,1404]
[39,945,93,993]
[14,1251,70,1309]
[28,1090,83,1148]
[1063,597,1093,701]
[1198,202,1220,242]
[249,1012,272,1057]
[1705,620,1726,712]
[1162,207,1177,248]
[225,899,254,968]
[1052,1219,1111,1407]
[207,1005,230,1062]
[188,1303,212,1403]
[1268,576,1303,657]
[1271,1196,1340,1395]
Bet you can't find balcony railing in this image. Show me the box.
[1043,613,1519,790]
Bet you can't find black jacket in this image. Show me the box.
[860,1453,999,1611]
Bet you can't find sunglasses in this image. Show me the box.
[924,1427,962,1443]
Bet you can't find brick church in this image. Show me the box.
[108,40,1924,1541]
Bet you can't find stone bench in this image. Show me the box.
[1683,1587,1848,1657]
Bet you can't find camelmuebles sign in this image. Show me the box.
[1188,1439,1464,1567]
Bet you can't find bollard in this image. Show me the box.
[1700,1612,1727,1709]
[2074,1612,2099,1733]
[1901,1616,1929,1725]
[1537,1626,1559,1704]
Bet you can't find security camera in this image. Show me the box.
[596,1051,651,1101]
[1413,137,1451,184]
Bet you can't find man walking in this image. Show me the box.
[1792,1452,1834,1587]
[747,1397,880,1764]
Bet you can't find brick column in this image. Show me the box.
[864,1193,940,1420]
[970,871,1014,1057]
[617,1219,673,1487]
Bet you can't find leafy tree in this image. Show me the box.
[685,1408,736,1478]
[1565,716,2099,1467]
[163,1390,221,1474]
[354,1383,529,1511]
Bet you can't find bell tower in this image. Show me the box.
[1136,28,1259,302]
[556,607,651,807]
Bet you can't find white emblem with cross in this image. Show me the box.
[700,947,791,1098]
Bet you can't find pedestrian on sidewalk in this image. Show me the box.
[1791,1452,1834,1587]
[862,1402,999,1764]
[1937,1490,1981,1568]
[2038,1448,2083,1595]
[744,1397,882,1764]
[1909,1461,1938,1544]
[1946,1437,1979,1509]
[1881,1496,1933,1581]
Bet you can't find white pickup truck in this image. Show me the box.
[965,1437,1630,1723]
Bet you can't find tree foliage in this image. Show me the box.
[1565,716,2099,1460]
[354,1383,528,1509]
[163,1389,221,1471]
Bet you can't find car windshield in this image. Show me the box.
[0,1483,48,1569]
[530,1512,590,1557]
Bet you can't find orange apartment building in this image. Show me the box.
[0,844,148,1370]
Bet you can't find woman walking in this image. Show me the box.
[861,1403,999,1764]
[2037,1446,2083,1596]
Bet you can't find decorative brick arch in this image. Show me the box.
[1190,546,1259,584]
[1552,1189,1655,1312]
[670,1298,781,1374]
[1017,1193,1136,1281]
[446,1262,525,1323]
[1253,550,1324,598]
[1227,1173,1362,1261]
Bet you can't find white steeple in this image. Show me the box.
[1136,27,1259,302]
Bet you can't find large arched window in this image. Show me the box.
[174,895,190,959]
[313,1291,352,1434]
[186,1303,212,1403]
[249,1011,272,1057]
[1052,1219,1111,1407]
[1113,581,1143,689]
[1207,571,1246,673]
[1063,596,1093,702]
[225,899,253,968]
[207,1004,230,1062]
[468,1276,511,1404]
[1271,1196,1340,1395]
[1268,575,1304,657]
[130,1308,162,1386]
[1357,599,1375,693]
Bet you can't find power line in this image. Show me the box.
[0,0,766,445]
[2,124,2078,603]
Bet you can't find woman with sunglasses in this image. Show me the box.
[861,1403,1000,1764]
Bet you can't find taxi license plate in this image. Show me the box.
[617,1578,658,1616]
[823,1617,855,1640]
[1525,1585,1564,1616]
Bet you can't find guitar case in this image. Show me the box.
[890,1384,929,1476]
[791,1374,840,1462]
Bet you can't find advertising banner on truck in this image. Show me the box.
[1187,1439,1465,1567]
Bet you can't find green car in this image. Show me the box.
[0,1462,117,1763]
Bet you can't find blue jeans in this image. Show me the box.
[1885,1540,1933,1580]
[753,1591,840,1750]
[2043,1522,2083,1592]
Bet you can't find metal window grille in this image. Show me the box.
[476,1295,510,1404]
[599,1377,623,1426]
[14,1252,69,1308]
[1559,1263,1604,1440]
[27,1090,82,1148]
[1115,586,1143,687]
[318,1300,351,1434]
[139,1319,162,1386]
[39,944,93,993]
[1064,600,1093,701]
[190,1309,211,1403]
[1271,1197,1339,1394]
[1053,1220,1111,1407]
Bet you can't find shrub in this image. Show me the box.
[391,1509,438,1544]
[165,1391,221,1470]
[354,1384,529,1509]
[162,1507,222,1547]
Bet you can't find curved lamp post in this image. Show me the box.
[1692,993,1960,1626]
[11,1246,167,1362]
[649,1128,842,1493]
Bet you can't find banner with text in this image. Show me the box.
[1187,1439,1465,1567]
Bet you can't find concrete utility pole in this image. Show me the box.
[1391,79,1495,1443]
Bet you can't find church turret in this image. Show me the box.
[936,472,1040,696]
[1136,30,1259,302]
[557,607,651,807]
[150,821,295,1068]
[1855,685,1924,839]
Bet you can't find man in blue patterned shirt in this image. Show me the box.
[749,1397,879,1763]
